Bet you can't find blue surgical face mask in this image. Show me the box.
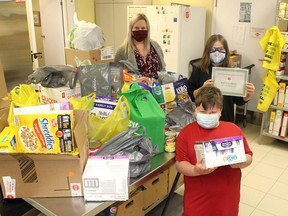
[210,51,226,64]
[196,113,220,129]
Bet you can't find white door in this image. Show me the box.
[213,0,277,112]
[39,0,75,65]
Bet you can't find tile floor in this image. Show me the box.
[148,122,288,216]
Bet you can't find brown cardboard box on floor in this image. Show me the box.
[65,47,114,67]
[0,110,89,198]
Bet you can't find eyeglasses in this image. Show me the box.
[210,47,226,53]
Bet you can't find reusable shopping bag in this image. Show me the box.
[94,126,159,177]
[78,62,123,97]
[88,96,130,147]
[259,26,285,71]
[257,70,279,112]
[118,83,166,152]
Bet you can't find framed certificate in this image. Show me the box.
[211,67,249,97]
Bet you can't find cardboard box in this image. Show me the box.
[82,155,129,201]
[230,54,242,68]
[0,110,89,198]
[142,169,168,209]
[0,59,8,99]
[280,112,288,138]
[269,111,276,134]
[272,109,283,136]
[38,84,81,104]
[194,136,247,168]
[91,96,118,119]
[277,82,286,107]
[65,47,114,67]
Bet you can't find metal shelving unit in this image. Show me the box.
[260,0,288,141]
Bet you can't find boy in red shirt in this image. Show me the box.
[176,86,253,216]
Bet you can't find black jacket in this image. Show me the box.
[187,66,247,123]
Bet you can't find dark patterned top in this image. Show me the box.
[134,47,160,79]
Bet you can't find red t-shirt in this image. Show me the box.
[176,121,253,216]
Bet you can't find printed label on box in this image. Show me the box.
[82,155,129,201]
[91,96,118,119]
[38,84,81,104]
[194,136,246,168]
[101,47,114,61]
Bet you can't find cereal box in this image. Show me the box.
[91,96,118,119]
[0,127,16,152]
[14,110,75,153]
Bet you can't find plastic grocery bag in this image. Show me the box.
[94,126,159,177]
[257,70,279,112]
[69,93,95,111]
[259,26,285,71]
[8,84,41,126]
[119,83,166,152]
[88,96,130,147]
[69,13,104,50]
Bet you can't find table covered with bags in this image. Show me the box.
[23,152,179,216]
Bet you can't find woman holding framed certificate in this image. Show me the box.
[187,34,255,123]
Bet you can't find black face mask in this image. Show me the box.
[132,30,148,42]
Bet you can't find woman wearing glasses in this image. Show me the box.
[187,34,255,123]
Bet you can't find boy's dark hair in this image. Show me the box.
[195,86,223,110]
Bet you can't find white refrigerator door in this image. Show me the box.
[213,0,277,112]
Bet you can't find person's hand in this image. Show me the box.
[202,79,213,87]
[230,162,246,169]
[194,158,216,175]
[243,82,255,101]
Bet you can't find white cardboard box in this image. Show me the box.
[194,136,246,168]
[82,155,129,201]
[38,84,81,104]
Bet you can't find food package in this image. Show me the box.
[14,110,75,154]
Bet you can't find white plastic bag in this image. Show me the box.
[69,13,105,50]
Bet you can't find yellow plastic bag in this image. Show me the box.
[257,70,279,112]
[88,96,130,147]
[8,84,41,126]
[259,26,285,71]
[69,93,95,111]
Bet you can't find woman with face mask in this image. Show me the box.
[187,34,255,123]
[176,86,253,216]
[114,13,166,79]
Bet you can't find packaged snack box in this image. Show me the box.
[14,110,75,153]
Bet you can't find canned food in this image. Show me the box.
[165,130,176,153]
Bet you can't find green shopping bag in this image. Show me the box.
[119,83,166,152]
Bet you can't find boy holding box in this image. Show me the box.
[176,86,253,216]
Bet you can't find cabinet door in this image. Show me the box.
[114,3,130,51]
[95,4,114,47]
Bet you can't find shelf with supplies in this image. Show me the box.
[260,0,288,142]
[260,80,288,141]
